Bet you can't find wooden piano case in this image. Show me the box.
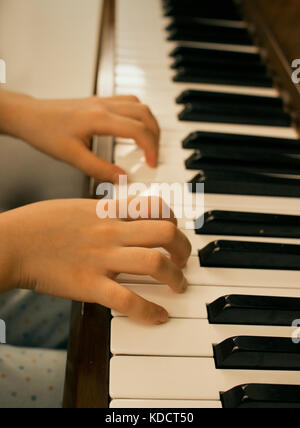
[243,0,300,131]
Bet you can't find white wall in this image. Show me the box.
[0,0,103,97]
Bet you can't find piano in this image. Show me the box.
[63,0,300,408]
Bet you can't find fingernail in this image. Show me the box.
[181,277,188,293]
[157,309,169,324]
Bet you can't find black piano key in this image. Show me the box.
[174,67,273,88]
[185,146,300,175]
[196,211,300,239]
[163,4,241,19]
[163,2,242,21]
[164,8,241,21]
[185,152,300,175]
[167,24,253,46]
[166,17,246,33]
[179,103,291,127]
[199,240,300,270]
[177,90,284,112]
[182,131,300,153]
[170,46,263,66]
[166,16,239,31]
[221,384,300,408]
[207,294,300,326]
[214,336,300,371]
[162,0,239,10]
[189,169,300,198]
[170,48,266,73]
[171,56,268,76]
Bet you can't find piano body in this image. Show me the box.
[53,0,300,408]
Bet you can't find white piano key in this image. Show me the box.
[112,177,300,215]
[157,116,296,139]
[115,128,297,148]
[115,63,172,76]
[115,129,191,147]
[116,33,168,44]
[140,105,188,121]
[115,74,279,99]
[116,42,173,55]
[161,16,249,30]
[110,399,222,408]
[110,356,300,400]
[115,68,176,83]
[109,183,300,232]
[112,283,300,319]
[176,203,300,220]
[111,318,294,357]
[119,255,300,290]
[116,40,260,55]
[204,193,300,212]
[116,56,172,66]
[115,81,279,99]
[116,0,161,18]
[115,163,193,183]
[114,144,190,167]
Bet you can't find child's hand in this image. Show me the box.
[0,197,191,325]
[0,92,160,182]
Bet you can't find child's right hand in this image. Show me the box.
[0,197,191,325]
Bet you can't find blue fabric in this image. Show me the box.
[0,290,71,408]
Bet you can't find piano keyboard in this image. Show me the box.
[109,0,300,408]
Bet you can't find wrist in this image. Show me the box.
[0,212,20,292]
[0,90,37,140]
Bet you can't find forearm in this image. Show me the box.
[0,212,19,293]
[0,90,36,139]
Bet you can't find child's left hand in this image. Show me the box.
[0,92,160,183]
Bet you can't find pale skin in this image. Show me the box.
[0,90,192,325]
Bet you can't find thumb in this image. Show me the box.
[72,144,127,184]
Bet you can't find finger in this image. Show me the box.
[104,102,160,140]
[94,277,169,325]
[97,197,177,225]
[119,221,191,268]
[101,95,141,104]
[93,110,159,168]
[105,248,188,294]
[70,142,126,183]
